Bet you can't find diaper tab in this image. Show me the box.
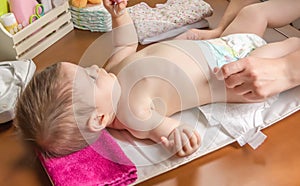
[236,128,267,149]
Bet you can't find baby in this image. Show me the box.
[15,0,286,157]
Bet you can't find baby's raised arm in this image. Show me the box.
[102,0,138,71]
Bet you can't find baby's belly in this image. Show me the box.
[117,42,214,111]
[123,42,210,79]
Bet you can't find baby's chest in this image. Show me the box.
[116,96,163,132]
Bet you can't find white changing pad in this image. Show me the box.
[108,85,300,184]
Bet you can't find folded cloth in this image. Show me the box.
[40,130,137,186]
[0,59,36,123]
[141,20,209,45]
[127,0,213,44]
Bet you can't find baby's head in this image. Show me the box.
[15,62,120,157]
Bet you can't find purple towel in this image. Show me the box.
[39,130,137,186]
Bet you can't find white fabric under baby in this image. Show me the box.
[198,96,278,149]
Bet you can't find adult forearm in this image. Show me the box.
[216,37,300,101]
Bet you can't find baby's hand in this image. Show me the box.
[161,125,201,157]
[103,0,127,17]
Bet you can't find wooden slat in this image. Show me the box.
[0,1,73,60]
[19,22,73,59]
[275,25,300,38]
[13,1,70,44]
[15,12,72,55]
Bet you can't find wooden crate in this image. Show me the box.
[0,1,73,61]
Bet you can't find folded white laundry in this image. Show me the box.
[0,59,36,123]
[127,0,213,44]
[140,20,209,45]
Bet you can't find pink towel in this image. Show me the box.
[39,130,137,186]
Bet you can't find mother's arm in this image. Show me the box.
[216,38,300,101]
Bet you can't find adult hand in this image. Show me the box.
[161,125,201,157]
[214,56,290,101]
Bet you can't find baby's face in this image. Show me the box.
[61,62,121,124]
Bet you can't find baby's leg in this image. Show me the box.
[250,37,300,58]
[221,0,300,37]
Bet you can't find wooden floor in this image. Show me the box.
[1,0,300,185]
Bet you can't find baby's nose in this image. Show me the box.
[85,65,100,78]
[91,65,100,70]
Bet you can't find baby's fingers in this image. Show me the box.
[183,128,201,148]
[117,0,127,9]
[161,136,173,148]
[194,130,201,146]
[177,131,191,156]
[173,128,184,155]
[176,128,200,156]
[113,0,127,16]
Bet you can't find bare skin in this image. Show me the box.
[176,0,300,101]
[63,0,300,157]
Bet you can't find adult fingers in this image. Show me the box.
[231,83,252,95]
[214,67,224,80]
[242,91,267,102]
[224,72,247,88]
[220,59,248,79]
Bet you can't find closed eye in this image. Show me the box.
[88,73,97,80]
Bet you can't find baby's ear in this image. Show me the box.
[87,110,107,132]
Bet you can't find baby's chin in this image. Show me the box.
[112,80,121,111]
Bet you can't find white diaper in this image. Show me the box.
[198,96,278,149]
[194,33,267,70]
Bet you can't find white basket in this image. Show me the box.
[0,1,73,61]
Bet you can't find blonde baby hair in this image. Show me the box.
[15,62,98,157]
